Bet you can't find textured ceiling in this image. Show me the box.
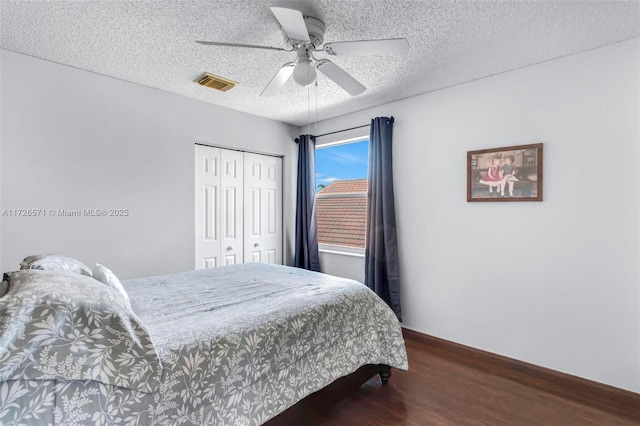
[1,1,639,126]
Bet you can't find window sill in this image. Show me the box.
[319,246,365,258]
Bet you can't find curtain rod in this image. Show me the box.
[295,123,370,142]
[316,123,370,138]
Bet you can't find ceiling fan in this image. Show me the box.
[196,7,409,97]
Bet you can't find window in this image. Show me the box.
[315,139,369,252]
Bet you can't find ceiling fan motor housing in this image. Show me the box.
[304,16,325,47]
[284,15,325,48]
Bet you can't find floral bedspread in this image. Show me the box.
[0,263,408,425]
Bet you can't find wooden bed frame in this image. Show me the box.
[265,364,391,425]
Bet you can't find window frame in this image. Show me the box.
[315,136,369,257]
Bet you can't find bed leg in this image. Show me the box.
[378,365,392,385]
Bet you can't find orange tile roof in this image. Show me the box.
[318,178,368,194]
[316,179,367,248]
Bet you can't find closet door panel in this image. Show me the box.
[195,145,221,269]
[244,152,282,264]
[220,149,244,264]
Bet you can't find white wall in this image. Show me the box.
[319,250,365,283]
[0,50,298,279]
[308,39,640,392]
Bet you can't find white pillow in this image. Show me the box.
[92,264,129,302]
[21,254,92,276]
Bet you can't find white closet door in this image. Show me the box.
[244,152,283,264]
[220,149,244,266]
[195,145,221,269]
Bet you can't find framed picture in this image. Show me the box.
[467,143,543,202]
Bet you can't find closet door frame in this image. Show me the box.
[194,142,284,269]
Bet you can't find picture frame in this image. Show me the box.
[467,143,543,202]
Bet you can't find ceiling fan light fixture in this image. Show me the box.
[292,59,316,87]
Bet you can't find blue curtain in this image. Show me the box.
[365,117,402,321]
[294,134,321,271]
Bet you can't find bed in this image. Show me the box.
[0,261,408,425]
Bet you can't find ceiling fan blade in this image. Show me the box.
[316,60,366,96]
[269,7,310,42]
[196,40,288,52]
[260,63,295,97]
[324,38,409,56]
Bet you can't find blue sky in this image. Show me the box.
[315,140,369,187]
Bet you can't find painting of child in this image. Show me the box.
[478,154,505,195]
[467,143,543,202]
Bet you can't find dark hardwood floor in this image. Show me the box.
[307,336,639,426]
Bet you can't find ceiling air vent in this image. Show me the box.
[195,72,237,92]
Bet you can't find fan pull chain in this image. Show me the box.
[307,84,311,135]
